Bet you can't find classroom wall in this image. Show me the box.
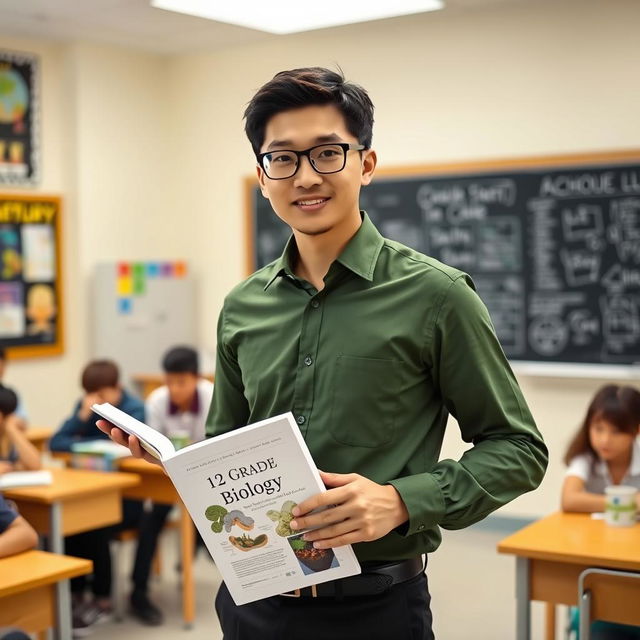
[1,0,639,516]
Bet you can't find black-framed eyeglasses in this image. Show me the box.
[257,142,365,180]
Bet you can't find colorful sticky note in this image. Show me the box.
[117,262,130,277]
[132,263,146,295]
[117,276,132,296]
[174,261,187,278]
[133,277,146,296]
[161,262,173,277]
[118,298,132,314]
[146,263,160,278]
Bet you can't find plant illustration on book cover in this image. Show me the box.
[205,505,268,552]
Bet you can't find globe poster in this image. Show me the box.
[0,50,39,185]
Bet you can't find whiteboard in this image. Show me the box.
[92,262,196,392]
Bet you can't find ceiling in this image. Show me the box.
[0,0,528,54]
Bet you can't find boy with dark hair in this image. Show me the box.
[50,359,145,636]
[100,67,547,639]
[128,346,213,625]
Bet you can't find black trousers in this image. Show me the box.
[131,502,173,594]
[215,572,435,640]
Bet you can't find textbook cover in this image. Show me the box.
[91,404,361,605]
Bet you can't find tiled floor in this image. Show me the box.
[87,517,557,639]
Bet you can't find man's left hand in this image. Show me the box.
[289,471,409,549]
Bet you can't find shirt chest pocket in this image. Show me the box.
[330,355,404,448]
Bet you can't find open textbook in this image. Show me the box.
[91,403,361,605]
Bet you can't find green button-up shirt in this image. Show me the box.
[206,213,547,562]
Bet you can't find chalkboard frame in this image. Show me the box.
[244,149,640,378]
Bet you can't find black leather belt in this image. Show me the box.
[280,557,424,598]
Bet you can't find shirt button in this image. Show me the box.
[297,415,306,425]
[310,300,320,309]
[304,356,313,366]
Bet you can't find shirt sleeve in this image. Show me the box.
[389,275,548,534]
[0,494,18,533]
[205,304,250,438]
[565,454,590,481]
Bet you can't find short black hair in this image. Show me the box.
[162,346,199,375]
[0,385,18,416]
[244,67,375,156]
[81,360,119,393]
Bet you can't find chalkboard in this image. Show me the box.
[245,151,640,370]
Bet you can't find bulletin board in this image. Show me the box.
[0,49,39,185]
[0,194,63,359]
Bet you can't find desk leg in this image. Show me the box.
[516,557,531,640]
[545,603,556,640]
[180,502,195,629]
[50,503,72,640]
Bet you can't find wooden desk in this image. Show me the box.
[131,373,214,399]
[117,457,196,628]
[498,512,640,640]
[25,426,54,453]
[3,467,139,639]
[0,550,92,639]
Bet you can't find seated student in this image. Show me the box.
[0,493,39,640]
[49,360,145,636]
[0,386,41,473]
[562,384,640,512]
[0,348,28,427]
[0,491,38,557]
[128,346,213,625]
[562,384,640,640]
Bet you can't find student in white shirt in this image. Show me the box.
[129,346,213,625]
[562,384,640,513]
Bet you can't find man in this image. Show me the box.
[100,67,547,639]
[129,346,213,625]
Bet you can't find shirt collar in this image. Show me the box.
[263,212,384,291]
[168,388,200,416]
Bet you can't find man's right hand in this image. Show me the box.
[95,419,162,467]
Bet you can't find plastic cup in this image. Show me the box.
[604,485,638,527]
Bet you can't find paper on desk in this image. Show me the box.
[0,470,53,489]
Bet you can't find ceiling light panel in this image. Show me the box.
[151,0,444,34]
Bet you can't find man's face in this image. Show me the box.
[257,104,376,239]
[166,372,199,409]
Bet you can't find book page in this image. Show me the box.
[163,412,361,605]
[91,403,175,461]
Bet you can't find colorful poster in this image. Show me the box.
[22,224,54,281]
[0,282,24,337]
[0,50,39,185]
